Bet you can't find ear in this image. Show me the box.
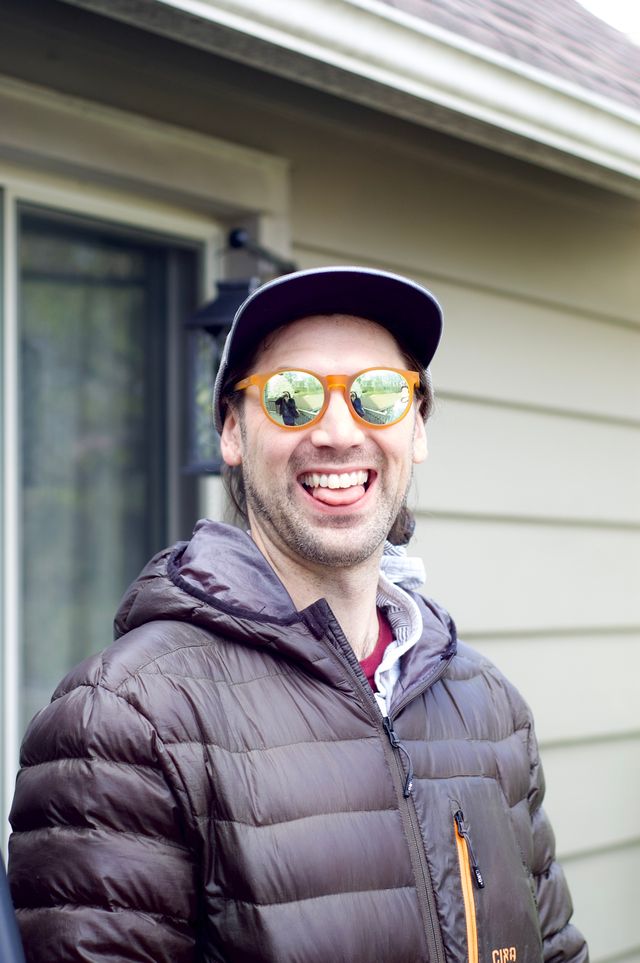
[412,415,428,465]
[220,405,244,467]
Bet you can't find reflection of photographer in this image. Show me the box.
[350,391,365,418]
[275,391,299,426]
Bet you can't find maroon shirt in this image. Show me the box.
[359,610,393,690]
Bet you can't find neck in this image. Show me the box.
[249,527,383,661]
[295,567,381,662]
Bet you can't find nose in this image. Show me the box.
[309,387,365,449]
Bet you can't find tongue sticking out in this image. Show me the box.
[309,484,366,506]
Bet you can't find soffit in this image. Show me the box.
[55,0,640,197]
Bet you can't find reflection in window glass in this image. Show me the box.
[19,211,195,727]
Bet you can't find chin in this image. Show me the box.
[289,526,387,568]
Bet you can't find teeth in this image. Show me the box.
[301,470,369,489]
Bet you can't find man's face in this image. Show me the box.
[221,314,427,570]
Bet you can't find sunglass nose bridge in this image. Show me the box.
[324,374,349,393]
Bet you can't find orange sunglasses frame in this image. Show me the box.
[234,367,420,430]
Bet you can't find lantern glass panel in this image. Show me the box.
[187,326,226,473]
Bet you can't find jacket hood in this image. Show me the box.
[114,520,455,694]
[115,520,303,638]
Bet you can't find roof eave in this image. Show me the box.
[57,0,640,197]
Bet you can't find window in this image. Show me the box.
[18,207,198,727]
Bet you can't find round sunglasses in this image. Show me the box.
[234,367,420,430]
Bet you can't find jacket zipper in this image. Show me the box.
[317,613,452,963]
[384,658,452,963]
[454,809,485,963]
[382,717,414,796]
[383,714,445,963]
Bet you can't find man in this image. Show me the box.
[9,266,587,962]
[274,390,300,426]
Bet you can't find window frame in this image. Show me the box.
[1,181,221,851]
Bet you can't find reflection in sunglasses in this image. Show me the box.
[235,367,420,430]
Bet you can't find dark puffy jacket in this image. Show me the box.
[9,521,587,963]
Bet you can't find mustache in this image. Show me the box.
[288,447,381,472]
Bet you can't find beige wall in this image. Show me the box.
[275,98,640,962]
[2,1,639,957]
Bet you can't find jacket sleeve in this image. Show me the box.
[8,671,198,962]
[525,717,589,962]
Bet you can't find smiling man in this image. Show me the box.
[9,267,587,963]
[220,310,427,658]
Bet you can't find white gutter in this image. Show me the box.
[59,0,640,191]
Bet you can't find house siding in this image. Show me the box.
[287,118,639,960]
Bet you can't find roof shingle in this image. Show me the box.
[380,0,640,110]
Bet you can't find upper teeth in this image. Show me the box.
[301,470,368,489]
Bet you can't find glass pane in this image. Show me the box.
[188,326,224,471]
[18,211,192,726]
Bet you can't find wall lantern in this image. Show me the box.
[184,229,297,474]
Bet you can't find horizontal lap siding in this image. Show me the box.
[421,399,639,522]
[431,283,639,422]
[562,845,640,961]
[411,518,639,632]
[291,146,637,321]
[540,739,640,855]
[465,634,639,743]
[290,117,639,960]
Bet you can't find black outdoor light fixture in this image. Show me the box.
[185,229,297,474]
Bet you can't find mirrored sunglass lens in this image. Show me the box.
[351,370,411,425]
[263,371,324,426]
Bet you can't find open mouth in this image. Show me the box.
[300,470,369,490]
[299,470,372,506]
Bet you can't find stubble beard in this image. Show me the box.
[242,450,413,569]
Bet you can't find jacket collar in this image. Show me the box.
[114,519,455,700]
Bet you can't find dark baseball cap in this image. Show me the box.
[213,265,443,431]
